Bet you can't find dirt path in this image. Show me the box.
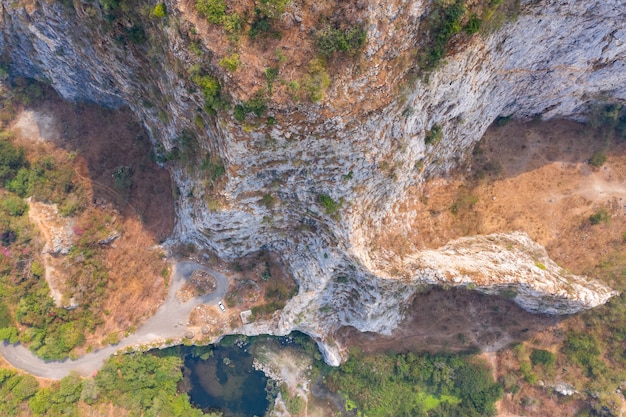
[0,261,228,379]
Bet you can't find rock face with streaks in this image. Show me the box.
[1,0,624,363]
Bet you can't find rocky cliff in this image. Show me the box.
[1,0,623,364]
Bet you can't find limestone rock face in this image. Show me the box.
[1,0,624,363]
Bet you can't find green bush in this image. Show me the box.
[0,326,19,343]
[192,73,225,113]
[222,13,242,37]
[1,195,27,216]
[286,395,305,414]
[589,151,607,167]
[257,0,291,18]
[200,156,226,181]
[219,53,240,72]
[152,3,166,18]
[316,26,367,57]
[234,92,267,121]
[125,25,147,45]
[589,208,609,225]
[327,351,501,417]
[96,352,209,416]
[418,0,466,72]
[112,166,133,190]
[563,332,602,375]
[195,0,225,24]
[318,193,340,216]
[530,349,555,368]
[495,115,512,126]
[0,138,27,183]
[0,302,12,328]
[465,14,482,34]
[425,124,443,145]
[302,59,330,103]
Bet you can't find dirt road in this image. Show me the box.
[0,261,228,379]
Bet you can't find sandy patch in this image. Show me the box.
[12,109,59,142]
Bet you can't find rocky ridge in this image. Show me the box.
[0,0,624,364]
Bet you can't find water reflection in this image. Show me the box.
[181,342,270,417]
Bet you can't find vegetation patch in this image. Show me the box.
[425,124,443,145]
[589,150,607,167]
[318,193,341,216]
[589,208,609,225]
[316,26,367,57]
[417,0,519,75]
[327,350,502,417]
[589,102,626,139]
[234,91,268,121]
[191,70,226,114]
[219,53,240,72]
[301,59,330,103]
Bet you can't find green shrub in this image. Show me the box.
[563,332,601,375]
[192,73,225,113]
[219,53,240,72]
[222,13,242,37]
[0,326,19,343]
[200,156,226,180]
[112,166,133,190]
[1,195,27,216]
[425,124,443,145]
[261,193,275,208]
[318,193,340,216]
[0,138,27,183]
[195,0,226,24]
[0,302,12,328]
[589,208,609,225]
[316,26,367,57]
[418,0,466,72]
[265,66,279,83]
[152,3,166,18]
[234,91,268,121]
[99,0,119,11]
[302,59,330,103]
[29,388,52,416]
[465,14,482,34]
[589,151,607,167]
[450,192,478,215]
[257,0,291,18]
[328,351,501,417]
[125,25,147,45]
[495,115,512,126]
[530,349,555,368]
[286,395,305,414]
[246,0,289,39]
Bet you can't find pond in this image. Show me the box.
[179,340,271,417]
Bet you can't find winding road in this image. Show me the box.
[0,261,229,379]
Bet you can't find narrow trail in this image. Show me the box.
[0,261,228,379]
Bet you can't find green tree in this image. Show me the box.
[0,139,26,183]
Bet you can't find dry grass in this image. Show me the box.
[376,119,626,280]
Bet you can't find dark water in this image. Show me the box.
[181,342,270,417]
